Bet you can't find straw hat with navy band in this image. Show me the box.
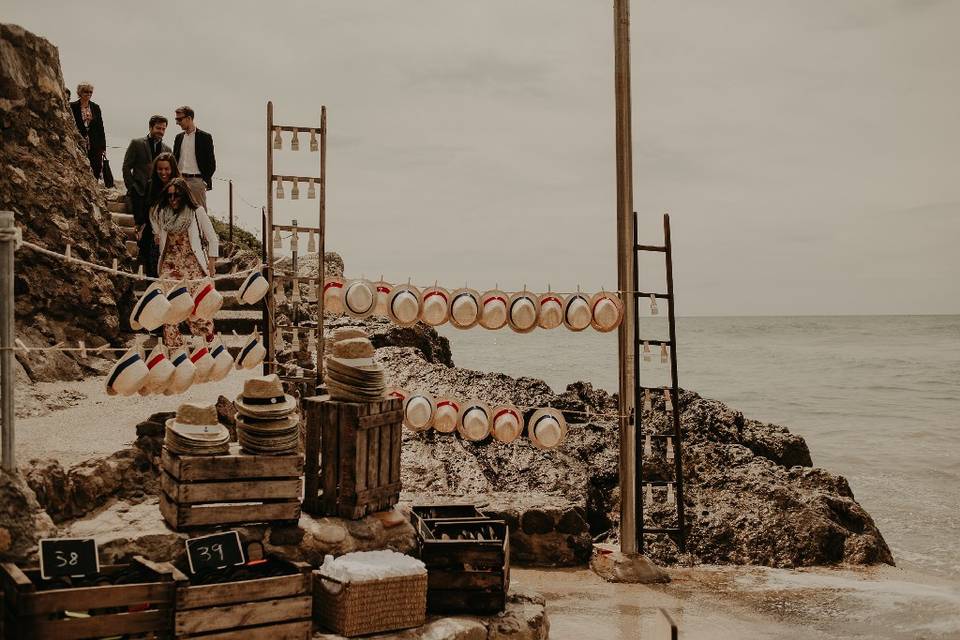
[130,283,170,331]
[343,279,376,319]
[105,347,149,396]
[235,374,298,417]
[590,291,624,333]
[538,291,564,330]
[478,289,509,330]
[507,290,540,334]
[387,284,422,328]
[458,401,492,441]
[562,292,592,332]
[165,347,196,395]
[235,330,265,370]
[449,288,481,330]
[163,280,194,325]
[528,407,568,449]
[238,269,269,305]
[207,336,234,382]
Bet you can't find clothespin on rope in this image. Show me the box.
[643,388,652,412]
[649,294,658,315]
[64,243,72,259]
[666,483,675,505]
[645,483,653,504]
[660,344,669,364]
[642,341,651,362]
[663,389,673,413]
[78,340,87,359]
[666,436,675,461]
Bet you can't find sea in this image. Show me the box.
[437,315,960,581]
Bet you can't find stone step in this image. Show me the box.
[106,200,129,214]
[122,226,137,240]
[111,212,135,227]
[125,241,138,258]
[213,310,263,334]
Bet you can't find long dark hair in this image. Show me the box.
[160,177,200,211]
[146,152,182,208]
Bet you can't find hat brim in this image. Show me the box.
[419,287,451,327]
[590,292,624,332]
[234,393,298,417]
[491,404,523,443]
[387,285,422,327]
[343,279,377,319]
[562,294,592,332]
[528,408,568,450]
[507,292,541,334]
[403,392,436,432]
[448,288,481,330]
[537,293,564,329]
[478,290,509,330]
[457,401,492,442]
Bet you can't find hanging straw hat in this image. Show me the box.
[343,279,376,318]
[387,284,422,327]
[528,408,568,450]
[191,280,223,322]
[448,288,481,330]
[130,283,171,331]
[478,289,508,330]
[234,374,298,418]
[433,397,461,433]
[322,276,345,314]
[403,391,436,432]
[507,290,540,334]
[373,280,392,316]
[237,269,269,305]
[163,280,194,325]
[420,286,450,327]
[105,347,149,396]
[491,404,523,443]
[142,343,175,395]
[164,347,197,395]
[207,336,234,382]
[562,292,592,332]
[590,291,624,332]
[235,329,265,370]
[538,291,564,330]
[190,341,215,384]
[458,402,492,442]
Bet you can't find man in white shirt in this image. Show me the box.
[173,106,216,209]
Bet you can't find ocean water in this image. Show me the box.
[437,315,960,580]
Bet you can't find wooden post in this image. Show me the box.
[0,211,15,471]
[228,179,234,242]
[266,102,276,375]
[318,106,327,387]
[261,207,270,376]
[613,0,638,555]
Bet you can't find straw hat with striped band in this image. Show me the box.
[237,269,269,305]
[322,276,345,314]
[130,282,170,331]
[420,286,451,327]
[433,397,461,433]
[448,288,481,330]
[372,280,392,317]
[491,404,523,444]
[141,343,175,395]
[478,289,509,330]
[190,341,215,384]
[191,280,223,322]
[538,290,564,330]
[235,329,266,370]
[562,292,592,332]
[387,284,422,327]
[528,408,568,450]
[164,347,197,395]
[163,280,194,325]
[590,291,624,332]
[105,346,149,396]
[343,278,376,319]
[403,391,436,432]
[458,401,492,442]
[207,336,234,382]
[507,290,540,334]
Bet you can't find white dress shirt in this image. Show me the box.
[179,129,200,174]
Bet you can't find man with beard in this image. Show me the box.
[173,106,216,209]
[123,115,170,275]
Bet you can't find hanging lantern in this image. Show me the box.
[664,389,673,413]
[307,178,316,199]
[307,329,317,352]
[291,329,300,350]
[275,281,287,305]
[649,294,658,315]
[642,341,651,362]
[643,433,652,457]
[273,128,282,150]
[290,130,299,151]
[307,229,316,252]
[645,483,653,504]
[666,483,675,505]
[309,129,318,152]
[306,278,318,303]
[291,177,300,200]
[273,228,282,250]
[666,436,674,461]
[276,177,285,199]
[290,228,299,252]
[660,344,669,364]
[290,277,302,303]
[643,388,652,412]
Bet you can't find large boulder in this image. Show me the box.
[0,469,56,562]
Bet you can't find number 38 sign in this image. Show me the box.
[39,538,100,580]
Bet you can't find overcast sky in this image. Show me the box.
[8,0,959,315]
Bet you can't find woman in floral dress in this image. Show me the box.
[150,177,219,348]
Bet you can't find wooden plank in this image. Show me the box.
[338,404,357,500]
[420,544,505,568]
[182,619,311,640]
[159,491,181,529]
[174,501,301,528]
[427,590,504,615]
[352,483,401,503]
[166,449,302,481]
[427,570,504,590]
[177,573,307,610]
[379,422,392,490]
[29,608,170,639]
[390,422,401,484]
[320,402,339,515]
[357,409,404,429]
[302,398,323,511]
[162,474,301,504]
[175,595,312,635]
[23,581,172,615]
[355,423,367,492]
[366,410,380,490]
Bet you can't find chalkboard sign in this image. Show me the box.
[39,538,99,580]
[185,531,245,574]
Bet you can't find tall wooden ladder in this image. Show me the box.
[632,212,686,553]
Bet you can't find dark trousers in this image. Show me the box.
[87,146,104,179]
[138,225,159,278]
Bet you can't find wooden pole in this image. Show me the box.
[614,0,638,554]
[228,179,234,243]
[0,211,15,471]
[266,102,276,375]
[317,106,327,388]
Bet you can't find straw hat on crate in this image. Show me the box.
[164,403,231,456]
[234,374,298,419]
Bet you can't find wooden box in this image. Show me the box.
[159,445,303,531]
[0,556,177,640]
[411,504,487,525]
[302,396,403,519]
[414,519,510,615]
[172,559,312,639]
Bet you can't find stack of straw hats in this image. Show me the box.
[234,375,300,455]
[324,328,386,402]
[164,403,231,456]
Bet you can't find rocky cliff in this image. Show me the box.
[1,23,133,382]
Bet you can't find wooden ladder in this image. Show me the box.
[632,212,686,553]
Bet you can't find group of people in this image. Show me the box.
[70,82,222,348]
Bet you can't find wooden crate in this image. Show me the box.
[172,559,312,639]
[0,556,177,640]
[411,504,487,526]
[160,444,303,531]
[302,396,403,519]
[415,519,510,615]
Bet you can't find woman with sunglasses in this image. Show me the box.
[149,177,219,347]
[139,152,182,277]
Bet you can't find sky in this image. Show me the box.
[6,0,959,315]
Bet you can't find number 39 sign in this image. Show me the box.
[39,538,100,580]
[185,531,245,574]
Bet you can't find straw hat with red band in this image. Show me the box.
[190,341,215,384]
[433,397,461,433]
[105,347,149,396]
[372,280,392,317]
[163,280,194,325]
[130,282,170,331]
[343,279,377,319]
[387,284,422,327]
[449,288,481,330]
[191,280,223,322]
[420,286,451,327]
[491,404,523,443]
[458,401,492,442]
[141,344,175,395]
[528,408,568,449]
[164,347,197,395]
[478,289,509,330]
[590,291,624,332]
[507,290,540,334]
[323,277,345,314]
[562,292,592,332]
[403,392,436,432]
[538,291,564,330]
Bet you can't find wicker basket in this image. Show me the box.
[314,571,427,637]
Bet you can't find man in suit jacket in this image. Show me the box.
[70,82,107,179]
[173,106,216,209]
[123,115,170,276]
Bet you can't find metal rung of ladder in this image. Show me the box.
[634,291,670,299]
